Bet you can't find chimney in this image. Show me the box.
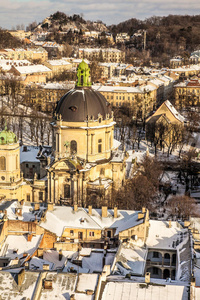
[74,204,78,212]
[191,277,196,287]
[37,248,43,258]
[59,249,62,261]
[27,233,32,242]
[184,220,190,228]
[114,206,118,218]
[88,205,92,216]
[138,212,144,220]
[34,203,40,211]
[44,279,52,289]
[169,220,172,228]
[145,272,150,283]
[102,206,107,218]
[48,203,54,211]
[43,264,50,270]
[15,208,22,217]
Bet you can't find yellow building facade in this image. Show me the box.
[174,79,200,109]
[0,125,45,202]
[47,61,127,208]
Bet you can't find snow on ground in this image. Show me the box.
[0,96,52,146]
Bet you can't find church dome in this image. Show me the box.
[0,124,17,145]
[54,60,112,122]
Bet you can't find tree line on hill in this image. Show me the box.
[0,29,23,49]
[109,15,200,65]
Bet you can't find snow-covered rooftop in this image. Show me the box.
[0,234,42,261]
[20,145,40,163]
[40,206,143,237]
[101,280,188,300]
[14,64,51,74]
[146,220,188,250]
[115,245,147,276]
[0,271,39,300]
[164,100,185,123]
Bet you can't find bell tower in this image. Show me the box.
[76,60,91,87]
[0,123,21,186]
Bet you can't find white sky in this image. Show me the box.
[0,0,200,30]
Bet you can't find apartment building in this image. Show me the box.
[79,48,125,63]
[0,47,48,62]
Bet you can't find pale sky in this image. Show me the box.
[1,0,200,30]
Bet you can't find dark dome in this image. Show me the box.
[54,87,112,122]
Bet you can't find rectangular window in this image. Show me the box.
[89,231,94,237]
[26,194,30,202]
[116,96,118,100]
[39,192,43,201]
[98,139,102,153]
[64,184,70,198]
[70,230,74,236]
[100,168,105,176]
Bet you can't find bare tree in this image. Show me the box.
[168,195,198,220]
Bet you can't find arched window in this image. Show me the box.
[70,140,77,154]
[16,154,19,169]
[0,156,6,170]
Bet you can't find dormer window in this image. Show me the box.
[69,106,77,112]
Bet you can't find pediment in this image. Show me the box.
[51,158,79,172]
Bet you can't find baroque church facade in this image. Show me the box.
[0,61,127,208]
[47,61,127,207]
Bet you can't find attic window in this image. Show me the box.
[69,106,77,112]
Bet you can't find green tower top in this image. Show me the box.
[76,60,91,87]
[0,123,18,145]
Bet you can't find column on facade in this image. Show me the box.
[54,175,59,203]
[87,133,91,157]
[170,253,172,267]
[59,125,62,158]
[73,178,78,205]
[50,173,54,203]
[47,172,51,202]
[91,134,94,155]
